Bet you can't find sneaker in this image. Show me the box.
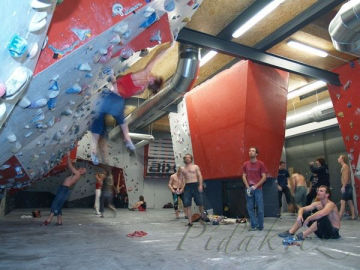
[248,227,257,231]
[257,227,263,231]
[296,232,304,241]
[91,152,99,165]
[125,141,136,152]
[282,236,301,246]
[278,230,294,238]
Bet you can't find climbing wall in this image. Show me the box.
[77,132,145,206]
[173,60,289,180]
[169,99,194,167]
[0,0,203,191]
[328,61,360,211]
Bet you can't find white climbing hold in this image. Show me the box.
[28,43,39,59]
[31,0,52,10]
[19,96,31,108]
[110,34,121,44]
[78,63,92,71]
[144,6,155,17]
[113,22,128,34]
[4,67,33,100]
[7,133,17,143]
[30,98,48,108]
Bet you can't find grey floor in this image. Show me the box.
[0,208,359,270]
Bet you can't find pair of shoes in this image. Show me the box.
[125,141,136,152]
[95,213,101,216]
[55,223,62,226]
[248,227,257,231]
[100,215,104,218]
[236,218,247,224]
[186,223,193,227]
[91,152,99,165]
[257,227,263,231]
[278,230,294,238]
[128,208,135,211]
[296,232,304,241]
[127,231,148,237]
[282,236,301,246]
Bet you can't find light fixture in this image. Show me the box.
[287,80,327,100]
[287,40,328,57]
[232,0,285,38]
[200,50,217,67]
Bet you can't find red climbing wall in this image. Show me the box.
[185,60,289,180]
[328,62,360,211]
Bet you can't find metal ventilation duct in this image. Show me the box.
[286,98,335,129]
[126,44,199,130]
[329,0,360,55]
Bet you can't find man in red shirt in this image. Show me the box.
[90,45,170,165]
[242,147,267,231]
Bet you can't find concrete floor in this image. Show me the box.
[0,209,359,270]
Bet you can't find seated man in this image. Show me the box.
[130,195,146,211]
[278,185,340,240]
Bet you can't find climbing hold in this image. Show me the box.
[337,112,344,118]
[140,49,149,57]
[164,0,175,11]
[8,34,28,58]
[19,96,31,108]
[0,82,6,98]
[182,17,190,23]
[11,142,22,153]
[120,48,135,59]
[347,102,352,108]
[7,133,17,143]
[110,34,121,44]
[48,80,59,91]
[113,22,128,34]
[66,83,82,94]
[31,109,45,123]
[140,12,157,28]
[343,80,351,90]
[28,43,39,59]
[61,107,73,116]
[30,98,48,108]
[77,63,92,71]
[150,30,161,43]
[31,0,52,9]
[47,97,57,110]
[335,93,341,100]
[354,134,359,141]
[144,6,155,17]
[350,122,353,128]
[112,3,124,16]
[0,165,11,170]
[24,131,33,138]
[4,67,33,100]
[47,116,55,127]
[29,12,47,32]
[71,28,91,41]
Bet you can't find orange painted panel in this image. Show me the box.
[328,61,360,211]
[186,61,288,180]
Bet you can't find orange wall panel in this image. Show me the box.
[186,60,288,180]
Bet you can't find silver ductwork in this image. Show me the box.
[286,98,335,129]
[109,44,199,140]
[127,44,199,130]
[329,0,360,55]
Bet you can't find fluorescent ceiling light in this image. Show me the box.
[232,0,285,38]
[200,50,217,67]
[287,40,328,57]
[287,80,327,100]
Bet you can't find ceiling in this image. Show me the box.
[126,0,356,133]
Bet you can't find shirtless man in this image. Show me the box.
[279,185,340,240]
[181,154,204,226]
[338,154,356,220]
[291,172,307,209]
[168,167,185,218]
[43,153,86,225]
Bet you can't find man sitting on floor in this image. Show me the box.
[278,185,340,240]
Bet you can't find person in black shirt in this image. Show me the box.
[306,158,330,205]
[277,161,294,215]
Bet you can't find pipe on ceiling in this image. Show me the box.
[329,0,360,55]
[286,98,335,129]
[109,43,199,140]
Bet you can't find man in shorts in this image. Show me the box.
[338,154,356,220]
[43,153,86,225]
[279,185,340,240]
[182,154,204,226]
[168,167,185,218]
[291,172,307,209]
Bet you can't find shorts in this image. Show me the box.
[341,184,353,201]
[302,212,340,239]
[183,183,203,207]
[51,185,69,216]
[294,186,307,207]
[172,192,184,210]
[90,91,125,135]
